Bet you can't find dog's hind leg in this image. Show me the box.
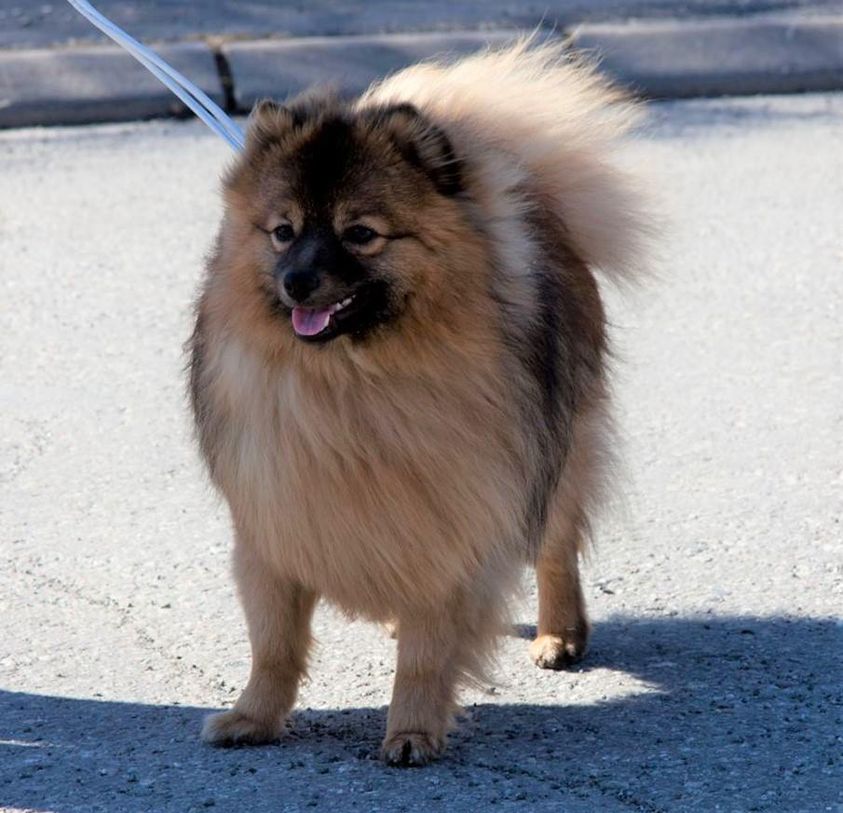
[530,514,590,670]
[202,538,317,745]
[530,400,610,670]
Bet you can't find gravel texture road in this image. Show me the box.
[1,93,842,812]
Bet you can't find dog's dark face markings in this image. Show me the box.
[224,98,464,344]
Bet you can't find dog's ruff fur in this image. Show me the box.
[188,40,649,766]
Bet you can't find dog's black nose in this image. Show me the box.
[283,270,320,303]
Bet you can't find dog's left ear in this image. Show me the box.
[368,103,464,196]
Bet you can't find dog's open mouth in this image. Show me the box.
[281,281,394,343]
[291,295,355,338]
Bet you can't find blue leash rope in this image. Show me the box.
[65,0,245,151]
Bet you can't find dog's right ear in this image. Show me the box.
[247,91,340,150]
[246,99,295,150]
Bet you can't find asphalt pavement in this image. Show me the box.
[1,1,838,49]
[1,92,842,812]
[2,1,843,128]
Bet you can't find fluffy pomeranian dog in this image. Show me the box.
[188,40,648,765]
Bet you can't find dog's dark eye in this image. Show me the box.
[343,225,377,245]
[272,224,295,244]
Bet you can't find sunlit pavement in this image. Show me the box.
[1,93,841,812]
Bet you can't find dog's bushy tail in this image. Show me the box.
[360,37,652,284]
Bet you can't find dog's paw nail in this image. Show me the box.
[201,710,279,747]
[381,732,444,767]
[530,633,587,670]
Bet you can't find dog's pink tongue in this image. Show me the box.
[292,306,332,337]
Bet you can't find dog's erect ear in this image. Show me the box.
[246,99,296,149]
[368,103,464,196]
[252,98,283,119]
[247,91,343,150]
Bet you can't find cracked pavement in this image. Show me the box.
[1,93,842,812]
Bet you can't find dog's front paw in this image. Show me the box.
[530,632,587,670]
[381,731,444,767]
[201,709,280,747]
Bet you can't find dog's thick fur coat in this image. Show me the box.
[188,41,648,765]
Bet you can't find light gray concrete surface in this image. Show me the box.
[572,14,843,97]
[1,94,842,812]
[0,42,224,128]
[224,31,518,110]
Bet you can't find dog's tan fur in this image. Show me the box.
[189,40,648,765]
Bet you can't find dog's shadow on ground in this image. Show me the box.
[2,615,840,812]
